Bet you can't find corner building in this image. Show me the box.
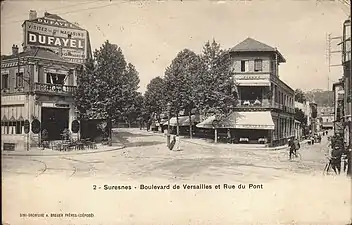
[1,11,91,151]
[230,38,295,146]
[197,38,295,146]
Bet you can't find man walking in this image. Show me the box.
[289,137,300,160]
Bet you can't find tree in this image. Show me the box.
[197,39,238,119]
[75,59,96,119]
[164,49,204,137]
[294,89,306,103]
[144,77,165,123]
[74,40,140,144]
[121,63,142,126]
[294,108,307,126]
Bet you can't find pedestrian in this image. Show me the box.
[288,137,300,159]
[169,135,176,150]
[331,145,343,174]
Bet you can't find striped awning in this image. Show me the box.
[196,111,274,130]
[163,115,200,126]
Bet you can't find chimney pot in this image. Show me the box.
[12,45,19,55]
[29,10,37,20]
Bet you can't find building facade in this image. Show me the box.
[317,106,334,130]
[333,81,345,135]
[197,38,295,146]
[1,11,91,151]
[333,16,351,145]
[341,17,351,146]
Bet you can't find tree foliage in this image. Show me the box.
[294,89,306,103]
[164,49,204,115]
[144,76,165,121]
[294,107,307,126]
[197,39,238,118]
[74,40,141,124]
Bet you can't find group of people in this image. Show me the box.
[288,133,351,177]
[328,133,351,176]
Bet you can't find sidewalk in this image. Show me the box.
[181,138,310,151]
[1,143,125,157]
[123,128,310,151]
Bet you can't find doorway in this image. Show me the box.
[41,107,69,140]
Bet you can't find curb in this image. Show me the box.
[1,145,126,157]
[181,138,290,151]
[131,130,308,151]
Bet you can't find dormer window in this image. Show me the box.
[254,59,263,72]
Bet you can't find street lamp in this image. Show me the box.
[167,102,171,148]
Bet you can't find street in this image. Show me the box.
[2,128,351,225]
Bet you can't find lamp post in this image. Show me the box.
[167,102,171,148]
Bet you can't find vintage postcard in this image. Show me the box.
[1,0,351,224]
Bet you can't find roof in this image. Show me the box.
[230,37,286,63]
[1,47,72,63]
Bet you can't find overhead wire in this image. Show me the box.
[1,0,125,27]
[2,0,103,20]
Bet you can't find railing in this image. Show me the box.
[237,99,273,108]
[34,83,76,94]
[238,100,262,107]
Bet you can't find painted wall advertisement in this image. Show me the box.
[24,17,89,64]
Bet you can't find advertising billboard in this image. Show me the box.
[23,16,90,64]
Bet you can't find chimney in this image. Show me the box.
[12,44,19,55]
[29,10,37,20]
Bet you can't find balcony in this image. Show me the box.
[33,83,76,95]
[237,99,271,108]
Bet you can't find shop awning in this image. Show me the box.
[163,115,200,126]
[236,80,271,86]
[196,111,274,130]
[156,118,168,126]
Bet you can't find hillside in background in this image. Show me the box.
[305,89,334,107]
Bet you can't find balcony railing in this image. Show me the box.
[34,83,76,95]
[238,100,294,113]
[237,99,270,108]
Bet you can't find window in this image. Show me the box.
[46,73,66,85]
[254,59,263,72]
[241,61,246,72]
[2,74,9,89]
[15,121,24,134]
[16,72,24,88]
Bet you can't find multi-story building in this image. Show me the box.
[317,106,334,130]
[197,38,295,146]
[333,81,345,135]
[341,17,351,146]
[1,11,91,151]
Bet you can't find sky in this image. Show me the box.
[1,0,350,93]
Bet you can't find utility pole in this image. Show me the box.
[326,33,343,106]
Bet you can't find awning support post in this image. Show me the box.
[214,128,218,143]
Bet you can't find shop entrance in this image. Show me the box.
[41,107,69,141]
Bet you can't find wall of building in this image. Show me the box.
[232,55,272,74]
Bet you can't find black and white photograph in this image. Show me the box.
[1,0,351,224]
